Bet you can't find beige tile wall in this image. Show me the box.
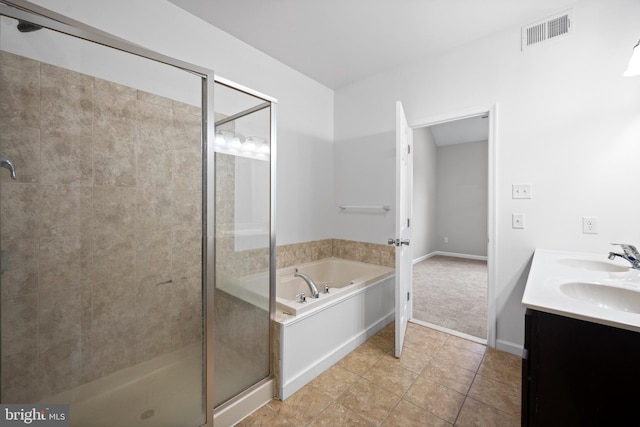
[0,51,203,402]
[276,239,395,269]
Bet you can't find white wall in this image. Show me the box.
[333,132,395,243]
[412,127,438,260]
[24,0,335,245]
[435,140,488,257]
[334,0,640,352]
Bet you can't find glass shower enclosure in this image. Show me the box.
[0,2,276,426]
[212,80,275,409]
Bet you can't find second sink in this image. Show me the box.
[559,282,640,314]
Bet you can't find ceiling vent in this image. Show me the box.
[522,9,573,51]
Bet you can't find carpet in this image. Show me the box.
[412,255,487,339]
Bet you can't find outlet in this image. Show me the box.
[583,216,598,234]
[443,237,449,243]
[512,213,525,229]
[512,184,532,199]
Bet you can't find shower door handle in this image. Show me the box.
[0,156,16,180]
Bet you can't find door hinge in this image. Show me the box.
[407,218,410,228]
[407,145,411,154]
[407,291,410,301]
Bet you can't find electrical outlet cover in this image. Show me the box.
[512,213,525,229]
[583,216,598,234]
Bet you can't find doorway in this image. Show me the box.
[408,107,496,345]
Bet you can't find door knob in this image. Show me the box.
[388,238,410,246]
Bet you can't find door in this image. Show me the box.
[392,101,413,357]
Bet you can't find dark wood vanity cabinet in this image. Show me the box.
[522,309,640,427]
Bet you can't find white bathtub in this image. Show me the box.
[276,258,394,316]
[276,257,395,400]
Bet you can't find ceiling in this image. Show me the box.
[169,0,580,89]
[429,116,489,147]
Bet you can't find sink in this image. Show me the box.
[555,258,629,273]
[559,282,640,314]
[524,250,640,333]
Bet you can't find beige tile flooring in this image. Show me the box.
[238,322,522,426]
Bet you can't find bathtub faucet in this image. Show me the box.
[294,270,320,298]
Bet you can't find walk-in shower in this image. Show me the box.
[0,2,276,426]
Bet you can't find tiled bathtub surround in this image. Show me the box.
[276,239,395,269]
[0,51,203,402]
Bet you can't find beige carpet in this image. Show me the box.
[412,255,487,339]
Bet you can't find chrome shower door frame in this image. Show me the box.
[210,77,277,420]
[0,1,217,426]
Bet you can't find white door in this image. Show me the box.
[391,101,413,358]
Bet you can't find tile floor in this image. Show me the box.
[238,322,522,426]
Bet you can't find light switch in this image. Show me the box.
[513,184,532,199]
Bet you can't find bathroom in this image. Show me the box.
[2,0,640,426]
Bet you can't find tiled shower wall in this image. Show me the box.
[0,51,202,402]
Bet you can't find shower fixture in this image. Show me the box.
[0,156,16,180]
[17,19,41,32]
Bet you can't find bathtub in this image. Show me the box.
[276,258,394,316]
[275,257,395,400]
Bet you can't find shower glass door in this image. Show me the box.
[1,10,208,427]
[213,81,273,407]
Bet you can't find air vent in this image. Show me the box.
[522,9,573,51]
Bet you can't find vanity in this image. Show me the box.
[522,249,640,427]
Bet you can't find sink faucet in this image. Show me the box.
[608,243,640,269]
[294,270,319,298]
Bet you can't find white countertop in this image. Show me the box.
[522,249,640,333]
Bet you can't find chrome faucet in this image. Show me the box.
[294,270,319,298]
[608,243,640,269]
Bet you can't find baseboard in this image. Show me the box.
[413,252,437,264]
[413,251,487,263]
[495,339,524,357]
